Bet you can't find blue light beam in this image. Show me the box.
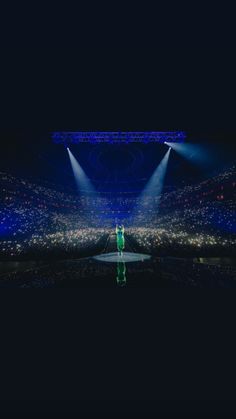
[132,147,171,223]
[141,147,171,199]
[67,147,96,195]
[165,142,211,168]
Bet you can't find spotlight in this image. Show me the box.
[165,142,211,168]
[133,147,171,219]
[67,148,95,195]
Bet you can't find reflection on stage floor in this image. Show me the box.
[0,253,235,288]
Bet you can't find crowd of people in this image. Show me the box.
[127,226,236,256]
[0,229,108,259]
[0,165,235,259]
[127,166,236,255]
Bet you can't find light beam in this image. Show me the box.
[132,147,171,224]
[67,147,96,195]
[165,142,211,168]
[142,147,171,198]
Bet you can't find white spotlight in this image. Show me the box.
[67,147,95,195]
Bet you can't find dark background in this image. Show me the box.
[1,4,236,418]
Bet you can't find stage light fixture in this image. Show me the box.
[53,131,186,144]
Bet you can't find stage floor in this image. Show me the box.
[94,251,151,263]
[0,254,235,288]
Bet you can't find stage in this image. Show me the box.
[94,251,151,263]
[0,255,235,288]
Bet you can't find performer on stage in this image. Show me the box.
[116,224,125,256]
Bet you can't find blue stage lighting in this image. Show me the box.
[165,142,211,167]
[132,147,171,220]
[53,131,186,145]
[67,148,96,195]
[142,147,171,198]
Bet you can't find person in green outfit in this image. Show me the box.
[116,224,125,256]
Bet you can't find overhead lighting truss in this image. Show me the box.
[52,131,186,145]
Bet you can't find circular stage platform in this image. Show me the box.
[94,252,151,263]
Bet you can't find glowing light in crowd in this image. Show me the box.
[1,165,236,259]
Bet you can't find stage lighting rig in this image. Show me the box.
[52,131,186,145]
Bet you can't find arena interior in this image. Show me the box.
[0,131,235,287]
